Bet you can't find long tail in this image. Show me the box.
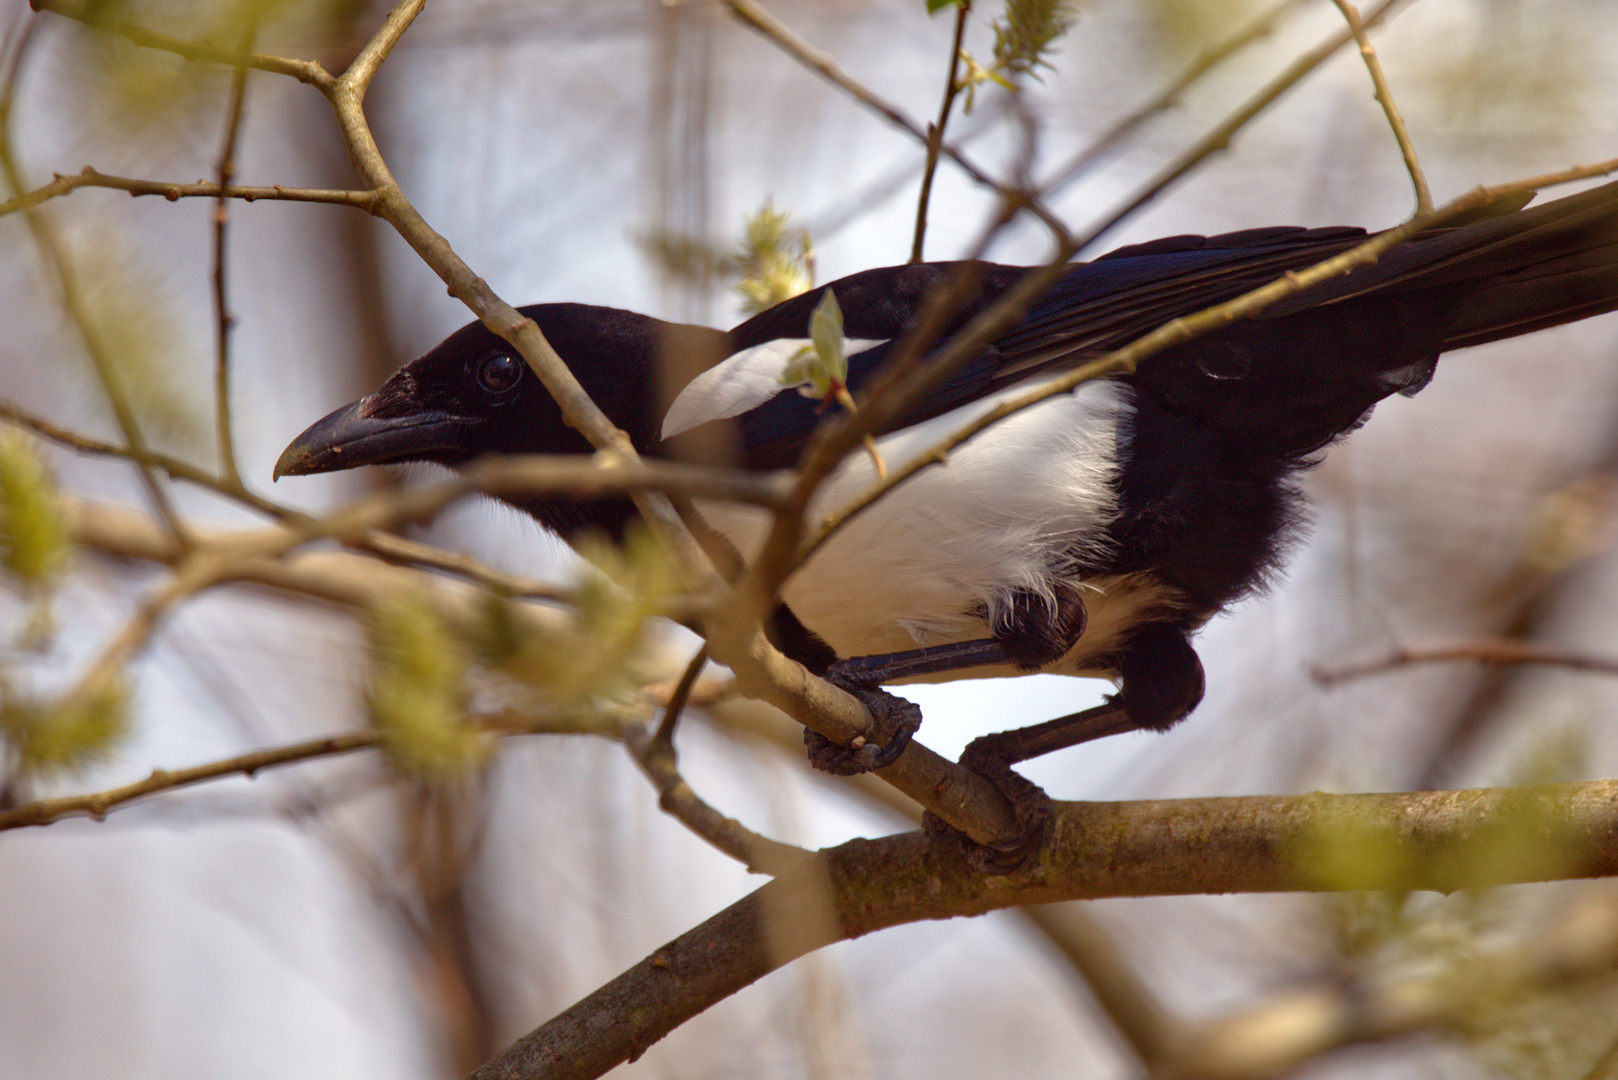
[1275,179,1618,349]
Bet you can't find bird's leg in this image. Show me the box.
[935,623,1206,872]
[803,584,1089,776]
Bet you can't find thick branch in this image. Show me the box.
[471,780,1618,1080]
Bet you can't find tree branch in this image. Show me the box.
[0,168,381,218]
[470,780,1618,1080]
[1315,639,1618,685]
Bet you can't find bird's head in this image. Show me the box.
[274,302,733,535]
[275,303,687,481]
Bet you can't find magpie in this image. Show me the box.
[277,181,1618,812]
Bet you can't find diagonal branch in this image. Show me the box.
[469,780,1618,1080]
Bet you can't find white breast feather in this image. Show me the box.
[694,375,1137,675]
[661,337,887,438]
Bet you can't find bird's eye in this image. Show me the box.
[476,353,523,396]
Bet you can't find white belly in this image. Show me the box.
[698,377,1173,679]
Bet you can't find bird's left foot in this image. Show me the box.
[802,677,921,776]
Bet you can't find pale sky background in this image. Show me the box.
[3,0,1618,1077]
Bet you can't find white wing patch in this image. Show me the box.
[661,337,887,438]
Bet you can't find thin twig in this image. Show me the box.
[0,709,618,832]
[911,1,971,262]
[0,168,381,218]
[0,732,382,830]
[623,719,811,876]
[1315,639,1618,686]
[0,400,574,598]
[1330,0,1431,213]
[652,645,710,752]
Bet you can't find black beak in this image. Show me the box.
[273,399,471,479]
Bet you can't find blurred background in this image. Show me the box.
[3,0,1618,1076]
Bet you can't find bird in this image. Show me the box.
[277,180,1618,836]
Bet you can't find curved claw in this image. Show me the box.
[802,685,921,776]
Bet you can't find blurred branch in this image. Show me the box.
[212,18,263,487]
[0,25,187,546]
[29,0,333,88]
[1040,0,1307,199]
[62,498,575,640]
[1329,0,1431,213]
[1072,0,1409,255]
[0,168,380,217]
[723,0,1071,247]
[1163,890,1618,1079]
[911,0,971,263]
[471,780,1618,1080]
[1315,639,1618,685]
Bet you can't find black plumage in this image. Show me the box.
[276,180,1618,810]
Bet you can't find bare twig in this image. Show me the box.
[1329,0,1431,213]
[0,708,619,832]
[0,168,380,217]
[652,645,709,751]
[911,1,972,262]
[623,719,811,876]
[1315,639,1618,686]
[0,732,380,829]
[0,400,575,598]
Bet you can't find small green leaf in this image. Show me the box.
[809,288,845,370]
[927,0,966,12]
[779,289,848,400]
